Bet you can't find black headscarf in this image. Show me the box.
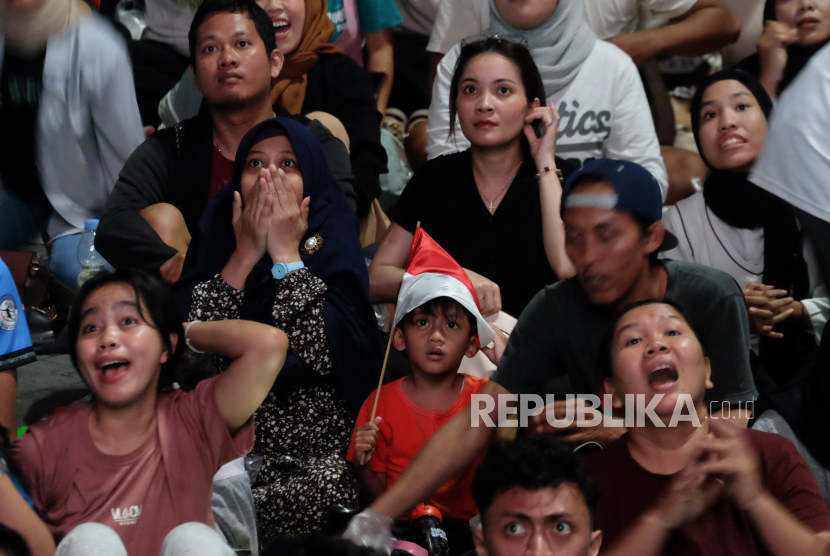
[175,117,383,417]
[691,69,814,388]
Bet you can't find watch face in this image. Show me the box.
[272,264,287,279]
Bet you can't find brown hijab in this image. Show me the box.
[270,0,340,113]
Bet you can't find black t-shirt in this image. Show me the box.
[0,49,48,207]
[387,150,558,317]
[491,260,758,406]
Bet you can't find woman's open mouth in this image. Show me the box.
[719,135,746,151]
[273,20,291,40]
[99,360,130,384]
[648,365,678,390]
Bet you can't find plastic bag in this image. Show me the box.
[342,508,394,555]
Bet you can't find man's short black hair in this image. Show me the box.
[473,435,600,528]
[399,297,478,338]
[188,0,277,68]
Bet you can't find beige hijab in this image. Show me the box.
[1,0,89,56]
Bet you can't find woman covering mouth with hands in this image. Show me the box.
[174,117,383,542]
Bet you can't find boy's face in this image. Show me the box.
[474,484,602,556]
[563,181,663,310]
[192,12,283,109]
[393,306,478,376]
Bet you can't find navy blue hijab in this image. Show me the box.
[175,117,383,417]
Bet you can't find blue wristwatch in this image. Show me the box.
[271,261,305,279]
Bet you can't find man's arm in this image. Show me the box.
[96,134,180,273]
[0,265,34,437]
[610,0,741,67]
[0,370,17,437]
[0,475,55,556]
[369,380,504,519]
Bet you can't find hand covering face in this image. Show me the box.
[176,117,383,416]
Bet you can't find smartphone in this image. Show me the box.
[531,118,545,139]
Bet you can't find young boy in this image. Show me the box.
[346,229,501,525]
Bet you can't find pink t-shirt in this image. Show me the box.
[11,376,254,555]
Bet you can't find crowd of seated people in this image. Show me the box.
[3,0,830,554]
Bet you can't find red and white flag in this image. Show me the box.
[393,228,495,347]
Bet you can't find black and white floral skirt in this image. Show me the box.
[251,383,359,546]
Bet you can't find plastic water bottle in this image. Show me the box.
[407,504,450,556]
[77,219,105,288]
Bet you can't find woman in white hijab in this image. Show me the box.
[0,0,144,289]
[425,0,669,199]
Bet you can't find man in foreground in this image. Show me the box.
[471,435,602,556]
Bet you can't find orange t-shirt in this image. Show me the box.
[346,374,488,521]
[11,376,254,555]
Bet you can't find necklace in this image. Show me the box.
[705,205,763,275]
[213,131,224,154]
[477,162,522,214]
[213,112,276,156]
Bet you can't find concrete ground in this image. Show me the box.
[17,354,89,430]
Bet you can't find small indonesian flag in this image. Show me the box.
[393,228,495,347]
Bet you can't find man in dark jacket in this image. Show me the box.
[97,0,356,283]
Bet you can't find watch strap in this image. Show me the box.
[271,261,305,279]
